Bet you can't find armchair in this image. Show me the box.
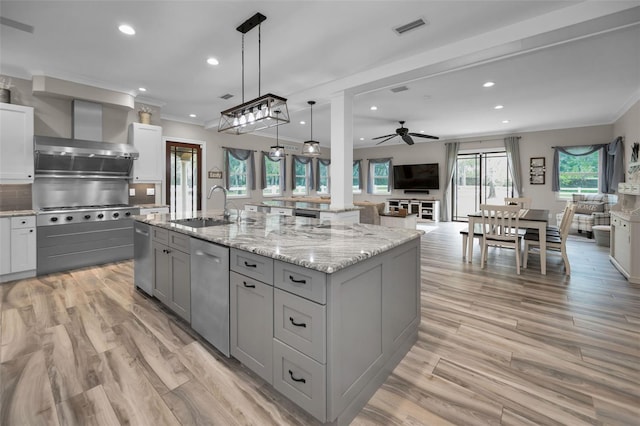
[557,194,617,238]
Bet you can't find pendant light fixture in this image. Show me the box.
[268,110,285,160]
[302,100,321,156]
[218,13,289,134]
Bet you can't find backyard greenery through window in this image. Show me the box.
[293,158,309,195]
[353,161,361,193]
[318,162,329,194]
[558,151,599,197]
[227,155,248,197]
[369,160,390,194]
[262,156,282,197]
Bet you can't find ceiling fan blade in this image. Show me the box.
[376,135,397,145]
[0,17,34,33]
[372,133,396,140]
[401,134,415,145]
[409,133,439,140]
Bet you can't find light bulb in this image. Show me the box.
[232,116,239,126]
[255,108,263,121]
[239,114,247,125]
[248,109,255,123]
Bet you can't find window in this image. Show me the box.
[262,156,283,197]
[317,161,330,194]
[227,155,248,197]
[557,151,599,198]
[368,159,391,194]
[353,160,362,194]
[293,158,310,195]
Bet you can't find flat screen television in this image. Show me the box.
[393,163,439,190]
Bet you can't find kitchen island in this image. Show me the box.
[134,211,421,425]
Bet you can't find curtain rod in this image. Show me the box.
[450,136,520,145]
[222,146,257,152]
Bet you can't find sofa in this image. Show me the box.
[557,193,617,238]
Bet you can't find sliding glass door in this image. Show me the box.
[452,151,514,221]
[166,141,202,213]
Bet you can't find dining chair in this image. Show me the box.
[480,204,523,274]
[523,204,576,275]
[504,197,532,209]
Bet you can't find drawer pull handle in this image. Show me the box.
[289,317,307,328]
[244,261,257,268]
[288,370,306,383]
[289,275,307,285]
[243,281,256,288]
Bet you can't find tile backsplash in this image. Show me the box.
[0,184,32,211]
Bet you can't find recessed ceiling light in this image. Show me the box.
[370,106,378,111]
[359,137,364,141]
[502,120,510,124]
[299,121,306,125]
[189,114,197,118]
[206,57,219,66]
[118,24,135,35]
[483,81,495,88]
[420,130,425,133]
[494,105,504,110]
[138,87,147,92]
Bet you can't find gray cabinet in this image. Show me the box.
[152,228,191,322]
[230,249,274,383]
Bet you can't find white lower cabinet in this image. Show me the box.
[1,215,36,282]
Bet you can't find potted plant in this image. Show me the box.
[138,104,152,124]
[0,77,13,104]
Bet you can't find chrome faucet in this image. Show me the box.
[207,185,230,219]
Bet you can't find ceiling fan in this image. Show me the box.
[372,121,439,145]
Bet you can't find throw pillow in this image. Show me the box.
[572,194,585,202]
[574,201,605,215]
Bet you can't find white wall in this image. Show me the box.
[613,99,640,176]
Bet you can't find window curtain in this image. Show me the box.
[354,159,363,191]
[367,158,392,194]
[316,158,331,191]
[442,142,459,221]
[291,155,314,190]
[551,144,606,192]
[504,136,523,196]
[602,136,624,194]
[224,148,256,190]
[260,151,287,192]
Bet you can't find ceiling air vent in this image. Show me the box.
[390,85,409,93]
[394,18,427,35]
[220,93,234,100]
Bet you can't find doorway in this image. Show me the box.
[166,141,202,213]
[452,151,514,221]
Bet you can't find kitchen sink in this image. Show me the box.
[170,217,231,228]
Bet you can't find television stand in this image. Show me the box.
[386,198,440,223]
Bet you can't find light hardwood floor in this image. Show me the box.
[1,222,638,425]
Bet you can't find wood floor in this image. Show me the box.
[1,222,638,425]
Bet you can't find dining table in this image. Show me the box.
[467,208,550,274]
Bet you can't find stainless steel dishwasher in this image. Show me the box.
[190,238,230,356]
[133,221,153,296]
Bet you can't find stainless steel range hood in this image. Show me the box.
[34,100,138,178]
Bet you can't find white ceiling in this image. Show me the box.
[1,1,639,148]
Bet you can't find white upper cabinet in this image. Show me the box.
[0,103,34,183]
[129,122,163,182]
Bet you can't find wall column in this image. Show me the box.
[330,91,354,209]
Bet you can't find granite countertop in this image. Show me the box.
[246,200,361,213]
[135,210,422,274]
[136,204,170,209]
[0,210,36,218]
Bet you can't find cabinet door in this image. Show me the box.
[10,227,36,272]
[0,104,34,182]
[129,123,163,182]
[169,249,191,323]
[153,243,171,305]
[0,218,11,275]
[614,222,631,273]
[230,271,273,384]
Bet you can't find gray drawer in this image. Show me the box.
[274,289,326,364]
[152,226,169,245]
[169,231,190,254]
[11,216,35,229]
[273,339,326,422]
[274,261,326,304]
[230,248,273,285]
